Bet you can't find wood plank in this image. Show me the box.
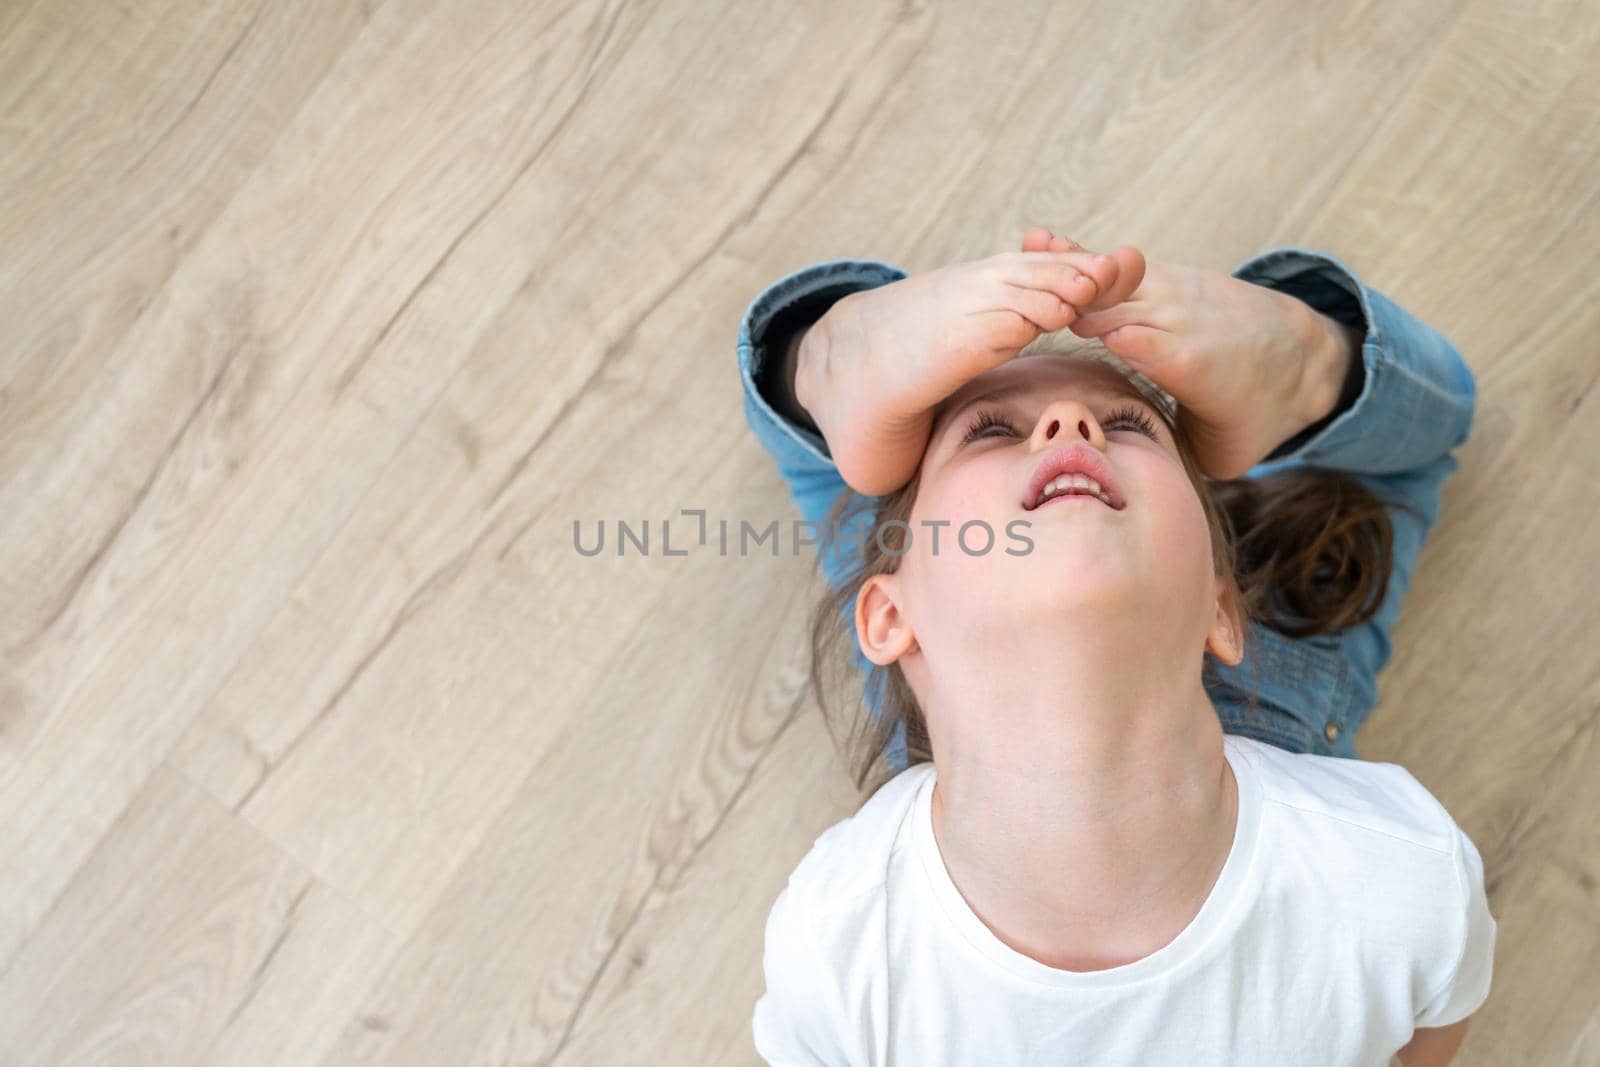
[0,764,395,1066]
[0,0,613,962]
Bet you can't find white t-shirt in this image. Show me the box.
[753,734,1496,1066]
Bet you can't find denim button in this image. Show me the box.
[1324,722,1341,742]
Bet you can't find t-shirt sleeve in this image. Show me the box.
[1414,824,1498,1028]
[752,881,855,1066]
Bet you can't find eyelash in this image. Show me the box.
[959,404,1160,447]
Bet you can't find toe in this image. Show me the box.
[1077,246,1146,311]
[1074,251,1120,305]
[1068,271,1100,303]
[1021,227,1053,252]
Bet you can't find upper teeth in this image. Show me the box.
[1038,473,1111,507]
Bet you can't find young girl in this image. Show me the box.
[736,231,1496,1066]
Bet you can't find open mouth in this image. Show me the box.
[1022,445,1127,511]
[1031,472,1116,510]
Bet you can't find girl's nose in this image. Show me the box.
[1033,399,1106,450]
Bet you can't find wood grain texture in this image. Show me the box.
[1,0,1595,1063]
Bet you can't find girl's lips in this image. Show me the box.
[1022,442,1127,511]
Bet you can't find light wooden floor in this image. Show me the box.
[1,1,1596,1063]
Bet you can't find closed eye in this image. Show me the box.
[958,409,1016,445]
[958,404,1162,447]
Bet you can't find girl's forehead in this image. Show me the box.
[995,353,1130,389]
[935,355,1145,423]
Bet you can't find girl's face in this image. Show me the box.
[857,354,1233,676]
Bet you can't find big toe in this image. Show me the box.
[1088,246,1146,310]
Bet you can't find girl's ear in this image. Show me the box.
[856,573,918,665]
[1205,576,1246,666]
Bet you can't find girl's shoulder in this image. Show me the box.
[1229,733,1458,854]
[783,762,935,912]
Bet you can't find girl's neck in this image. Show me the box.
[910,626,1239,971]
